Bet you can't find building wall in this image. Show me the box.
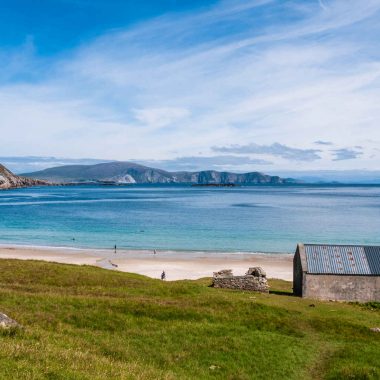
[293,249,303,296]
[304,274,380,302]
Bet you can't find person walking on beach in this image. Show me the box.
[161,271,166,280]
[114,244,117,254]
[153,249,157,255]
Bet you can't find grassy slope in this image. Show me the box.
[0,260,379,380]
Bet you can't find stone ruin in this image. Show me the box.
[212,267,269,292]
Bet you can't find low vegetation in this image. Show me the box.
[0,259,379,379]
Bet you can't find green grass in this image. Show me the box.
[0,260,379,379]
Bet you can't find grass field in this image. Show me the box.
[0,259,379,379]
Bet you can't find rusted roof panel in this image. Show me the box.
[304,244,380,275]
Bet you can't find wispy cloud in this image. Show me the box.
[314,140,333,146]
[133,107,190,129]
[318,0,328,11]
[213,143,322,161]
[0,0,379,171]
[139,155,272,171]
[332,148,364,161]
[0,156,111,174]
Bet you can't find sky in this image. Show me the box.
[1,0,380,174]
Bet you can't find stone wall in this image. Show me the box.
[212,267,269,293]
[304,274,380,302]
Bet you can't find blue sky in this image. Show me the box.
[1,1,216,54]
[1,0,380,173]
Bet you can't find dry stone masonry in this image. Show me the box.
[212,267,269,292]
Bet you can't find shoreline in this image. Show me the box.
[0,244,293,281]
[0,242,293,255]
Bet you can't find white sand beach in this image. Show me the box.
[0,245,293,281]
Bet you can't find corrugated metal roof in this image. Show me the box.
[365,246,380,275]
[304,244,380,275]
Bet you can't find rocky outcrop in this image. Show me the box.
[0,164,48,190]
[212,267,269,292]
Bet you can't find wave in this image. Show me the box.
[0,197,166,206]
[232,203,273,208]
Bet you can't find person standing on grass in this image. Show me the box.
[161,271,166,280]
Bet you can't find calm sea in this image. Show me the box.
[1,185,379,253]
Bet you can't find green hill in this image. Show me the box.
[0,259,379,379]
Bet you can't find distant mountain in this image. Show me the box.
[0,164,48,190]
[269,170,380,185]
[23,161,295,185]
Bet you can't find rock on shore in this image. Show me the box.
[0,313,20,329]
[0,164,48,190]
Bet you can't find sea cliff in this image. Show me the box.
[0,164,48,190]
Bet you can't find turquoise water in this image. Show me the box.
[1,185,379,253]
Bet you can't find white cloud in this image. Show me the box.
[213,143,322,161]
[133,107,190,128]
[332,148,364,161]
[140,155,272,171]
[0,0,380,171]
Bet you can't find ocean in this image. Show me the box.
[1,184,379,253]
